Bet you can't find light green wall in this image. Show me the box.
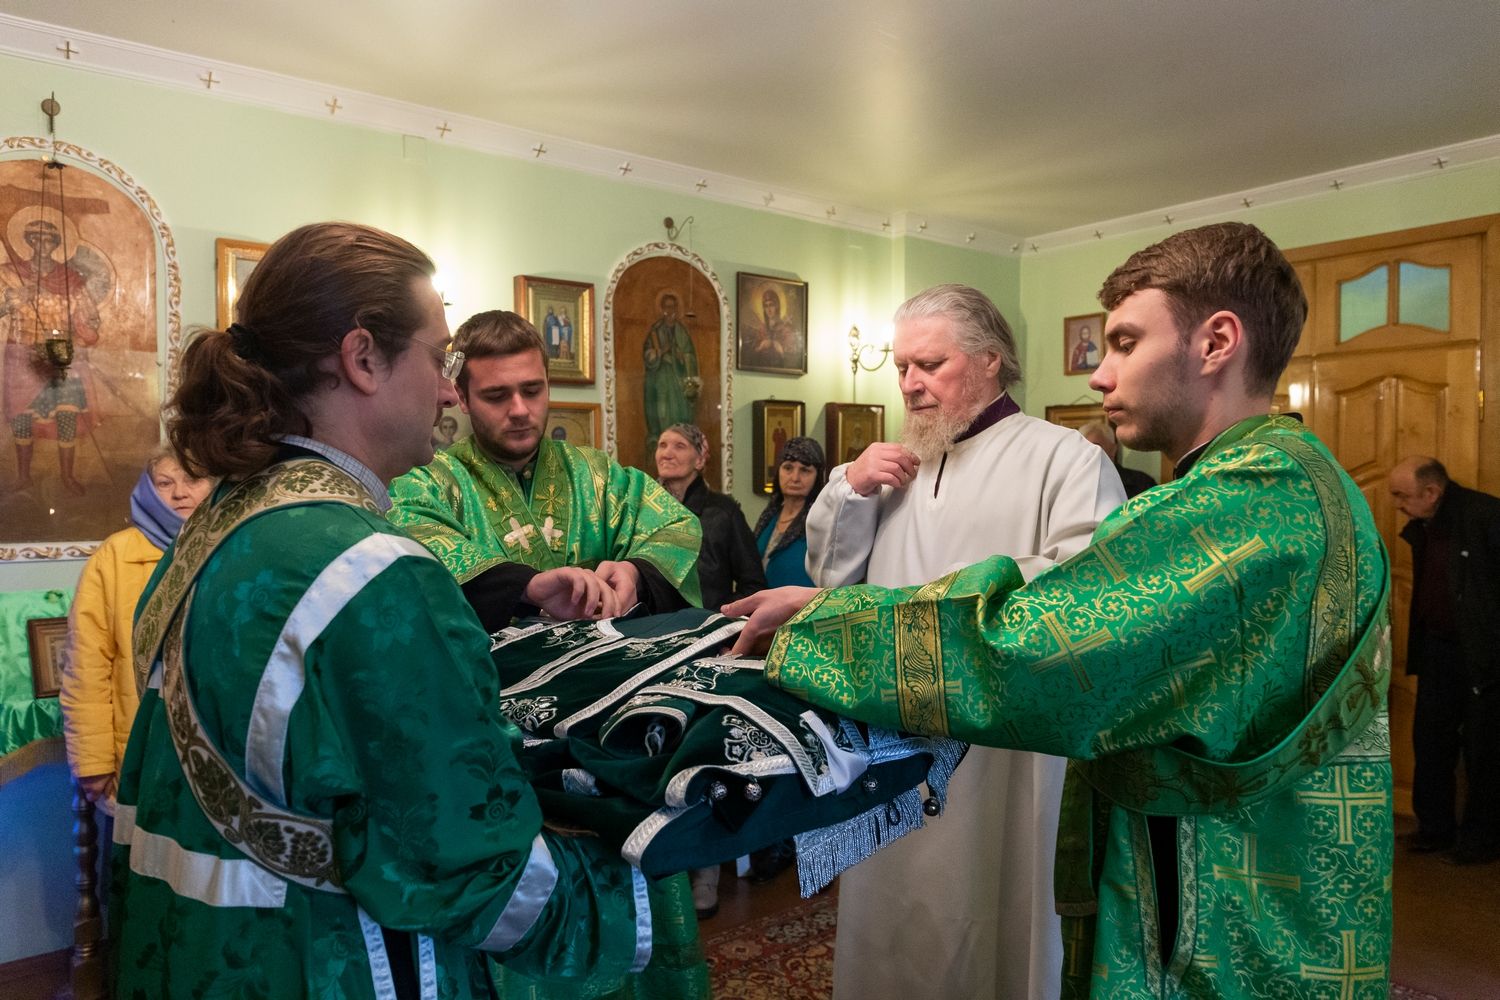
[0,51,1010,592]
[1018,161,1500,417]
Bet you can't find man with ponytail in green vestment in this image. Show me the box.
[389,309,708,1000]
[728,222,1393,1000]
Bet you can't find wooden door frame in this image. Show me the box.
[1284,213,1500,496]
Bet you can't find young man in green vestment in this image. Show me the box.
[728,222,1394,1000]
[389,310,710,999]
[111,223,660,999]
[389,310,701,634]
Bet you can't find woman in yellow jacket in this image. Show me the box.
[59,447,211,808]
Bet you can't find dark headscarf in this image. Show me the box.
[129,463,185,551]
[753,436,826,556]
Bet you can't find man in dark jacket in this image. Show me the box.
[1389,456,1500,865]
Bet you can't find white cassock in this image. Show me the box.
[806,406,1126,1000]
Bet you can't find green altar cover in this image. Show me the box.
[0,588,69,785]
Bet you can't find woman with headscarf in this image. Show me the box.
[654,422,765,613]
[752,436,826,588]
[59,446,212,808]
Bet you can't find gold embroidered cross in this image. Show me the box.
[812,608,881,662]
[539,516,564,548]
[1146,650,1215,709]
[504,518,536,553]
[1211,833,1300,918]
[1185,527,1267,593]
[1032,612,1109,692]
[1295,767,1387,845]
[641,489,667,514]
[1299,929,1384,1000]
[1092,541,1128,584]
[535,483,565,518]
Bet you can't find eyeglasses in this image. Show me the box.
[411,337,465,382]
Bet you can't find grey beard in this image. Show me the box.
[900,407,974,463]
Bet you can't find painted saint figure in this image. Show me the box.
[642,292,699,452]
[1,208,105,494]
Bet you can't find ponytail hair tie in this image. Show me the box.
[227,322,263,364]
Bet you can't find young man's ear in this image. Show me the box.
[338,327,383,395]
[1198,310,1246,375]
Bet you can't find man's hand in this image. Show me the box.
[77,773,116,804]
[594,560,641,612]
[525,567,622,621]
[724,586,822,655]
[846,442,920,496]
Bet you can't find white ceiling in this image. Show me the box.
[3,1,1498,241]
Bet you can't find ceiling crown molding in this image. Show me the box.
[0,12,1023,254]
[1025,133,1500,253]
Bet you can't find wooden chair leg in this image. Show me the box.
[54,784,108,1000]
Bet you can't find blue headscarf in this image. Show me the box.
[129,464,185,551]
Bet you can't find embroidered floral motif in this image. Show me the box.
[722,714,777,763]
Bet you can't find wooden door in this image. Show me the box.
[1284,220,1495,815]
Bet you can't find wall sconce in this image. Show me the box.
[848,325,892,376]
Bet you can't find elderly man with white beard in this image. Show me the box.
[805,283,1125,1000]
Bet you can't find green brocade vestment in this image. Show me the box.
[766,416,1395,1000]
[388,437,701,605]
[390,438,707,1000]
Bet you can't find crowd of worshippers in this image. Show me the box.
[48,216,1496,1000]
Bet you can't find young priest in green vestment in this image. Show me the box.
[728,222,1394,1000]
[388,310,710,999]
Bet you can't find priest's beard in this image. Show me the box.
[900,407,974,463]
[900,368,998,463]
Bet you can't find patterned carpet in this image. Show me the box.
[704,893,1444,999]
[704,891,837,999]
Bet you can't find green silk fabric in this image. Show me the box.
[767,416,1395,1000]
[0,589,68,774]
[388,437,701,605]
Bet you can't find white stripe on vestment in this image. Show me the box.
[246,533,436,805]
[418,933,438,1000]
[116,804,287,909]
[358,906,399,1000]
[629,866,652,973]
[477,834,559,952]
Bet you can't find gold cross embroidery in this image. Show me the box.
[539,516,564,549]
[1185,527,1267,594]
[534,483,566,519]
[1093,541,1128,584]
[812,608,881,662]
[1299,929,1384,1000]
[504,518,536,553]
[1211,833,1300,919]
[1032,612,1109,692]
[641,489,667,514]
[1146,650,1215,709]
[1295,767,1387,845]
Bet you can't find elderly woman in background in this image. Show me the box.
[752,436,826,588]
[59,446,212,808]
[654,422,765,612]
